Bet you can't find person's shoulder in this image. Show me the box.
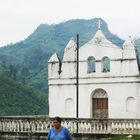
[48,127,55,132]
[62,127,68,130]
[62,127,73,139]
[62,127,70,132]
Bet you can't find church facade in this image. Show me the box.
[48,26,140,119]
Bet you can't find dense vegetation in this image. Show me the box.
[0,76,48,116]
[0,18,124,93]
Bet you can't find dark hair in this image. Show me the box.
[53,116,62,123]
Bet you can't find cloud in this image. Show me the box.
[0,0,140,46]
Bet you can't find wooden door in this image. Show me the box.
[93,98,108,118]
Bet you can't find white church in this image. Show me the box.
[48,22,140,119]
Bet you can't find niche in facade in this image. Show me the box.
[126,97,136,113]
[65,98,74,113]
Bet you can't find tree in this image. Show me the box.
[9,64,18,80]
[20,67,29,84]
[0,61,9,76]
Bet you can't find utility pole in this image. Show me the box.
[76,34,79,133]
[134,45,140,72]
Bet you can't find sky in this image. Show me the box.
[0,0,140,46]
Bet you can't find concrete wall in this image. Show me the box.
[0,132,111,140]
[48,29,140,119]
[79,81,140,118]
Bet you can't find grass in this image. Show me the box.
[108,135,140,140]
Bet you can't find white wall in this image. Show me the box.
[48,30,140,119]
[49,84,76,118]
[77,79,140,118]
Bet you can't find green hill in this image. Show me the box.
[0,17,140,115]
[0,18,124,94]
[0,76,48,116]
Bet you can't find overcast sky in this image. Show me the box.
[0,0,140,46]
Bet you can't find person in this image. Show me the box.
[47,116,73,140]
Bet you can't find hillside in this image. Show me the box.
[0,18,125,94]
[0,76,48,116]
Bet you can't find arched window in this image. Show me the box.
[102,57,110,72]
[88,56,96,73]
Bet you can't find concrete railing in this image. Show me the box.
[0,116,140,135]
[0,116,51,133]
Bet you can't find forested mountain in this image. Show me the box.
[0,76,48,116]
[0,18,126,95]
[1,17,140,115]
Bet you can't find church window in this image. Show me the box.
[87,56,96,73]
[102,57,110,72]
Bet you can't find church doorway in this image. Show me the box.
[92,89,108,119]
